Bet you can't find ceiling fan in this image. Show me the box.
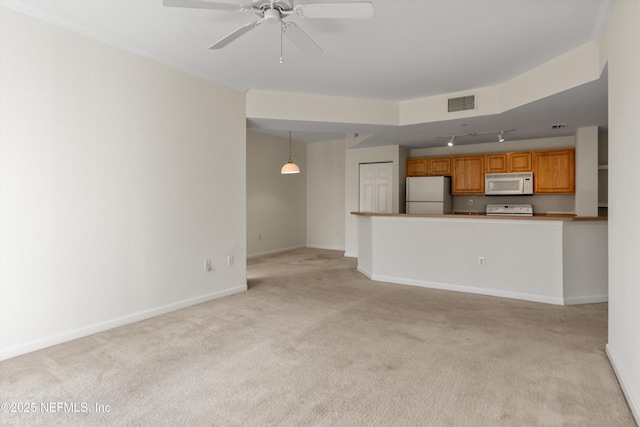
[162,0,374,58]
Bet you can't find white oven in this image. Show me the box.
[486,204,533,216]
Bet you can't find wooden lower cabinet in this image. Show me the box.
[407,158,428,177]
[452,155,485,194]
[533,149,575,193]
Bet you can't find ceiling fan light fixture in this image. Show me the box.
[164,0,373,58]
[264,8,281,24]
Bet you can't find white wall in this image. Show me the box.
[601,0,640,422]
[247,42,601,130]
[247,90,398,126]
[357,216,606,305]
[0,7,247,360]
[306,138,346,251]
[345,143,403,257]
[369,216,564,304]
[248,133,405,257]
[575,126,599,216]
[562,221,608,304]
[246,131,307,257]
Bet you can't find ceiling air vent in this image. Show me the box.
[552,123,568,129]
[448,95,476,113]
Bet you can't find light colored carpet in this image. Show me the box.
[0,248,635,426]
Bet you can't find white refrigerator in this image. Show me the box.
[406,176,453,214]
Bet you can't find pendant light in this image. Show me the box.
[281,130,300,174]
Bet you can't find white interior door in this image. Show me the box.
[359,162,393,212]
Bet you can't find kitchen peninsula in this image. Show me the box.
[352,212,607,305]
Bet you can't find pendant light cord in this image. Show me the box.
[280,22,284,64]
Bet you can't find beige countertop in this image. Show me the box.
[351,211,607,221]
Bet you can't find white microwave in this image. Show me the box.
[485,172,533,195]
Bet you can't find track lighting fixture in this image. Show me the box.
[438,129,515,147]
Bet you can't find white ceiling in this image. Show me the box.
[3,0,611,148]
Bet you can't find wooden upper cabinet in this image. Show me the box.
[427,157,452,176]
[485,153,508,173]
[407,157,452,176]
[452,155,485,194]
[486,152,532,173]
[406,158,428,177]
[410,149,570,194]
[533,149,575,193]
[509,152,532,172]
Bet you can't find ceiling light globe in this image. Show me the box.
[281,161,300,174]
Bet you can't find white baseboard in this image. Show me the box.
[306,244,345,252]
[563,295,608,305]
[0,285,247,361]
[247,245,306,259]
[357,265,373,279]
[344,251,357,258]
[248,245,346,259]
[606,344,640,425]
[370,274,565,305]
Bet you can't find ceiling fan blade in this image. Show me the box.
[209,19,264,49]
[295,2,374,19]
[282,22,323,58]
[162,0,242,12]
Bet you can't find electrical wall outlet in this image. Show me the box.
[468,199,474,206]
[478,256,486,267]
[227,255,234,266]
[205,259,212,271]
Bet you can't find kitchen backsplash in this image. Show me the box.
[452,194,576,215]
